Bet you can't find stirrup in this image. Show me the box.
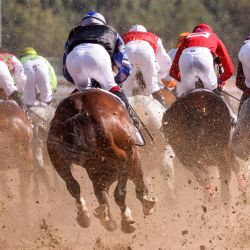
[134,127,145,146]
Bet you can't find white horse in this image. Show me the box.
[127,95,176,196]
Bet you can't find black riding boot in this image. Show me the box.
[9,90,25,109]
[112,90,140,128]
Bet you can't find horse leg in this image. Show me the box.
[32,125,44,168]
[18,144,33,204]
[80,156,117,231]
[90,178,117,232]
[218,155,232,207]
[185,163,213,201]
[162,145,176,199]
[114,176,136,233]
[229,149,247,192]
[19,165,33,203]
[0,171,14,199]
[128,148,156,215]
[53,160,91,228]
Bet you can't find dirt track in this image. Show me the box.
[1,83,250,250]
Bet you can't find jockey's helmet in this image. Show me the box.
[176,32,190,48]
[193,23,213,33]
[80,11,106,26]
[22,47,37,56]
[129,24,147,32]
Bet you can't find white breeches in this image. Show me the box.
[0,60,17,96]
[66,43,117,91]
[123,41,160,96]
[238,43,250,88]
[23,59,52,105]
[178,47,217,97]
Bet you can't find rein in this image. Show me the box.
[130,105,155,142]
[220,90,241,102]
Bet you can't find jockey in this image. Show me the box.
[20,47,57,106]
[169,23,234,97]
[63,11,139,127]
[235,36,250,113]
[162,32,190,95]
[122,24,173,108]
[0,50,26,108]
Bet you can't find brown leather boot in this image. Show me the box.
[152,88,176,109]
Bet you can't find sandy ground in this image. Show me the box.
[1,81,250,250]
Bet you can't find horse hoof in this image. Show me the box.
[76,210,91,228]
[103,219,117,232]
[121,218,136,234]
[142,195,157,215]
[93,205,117,232]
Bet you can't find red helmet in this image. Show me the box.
[192,23,213,33]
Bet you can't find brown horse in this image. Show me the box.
[0,100,33,200]
[47,89,156,233]
[162,89,243,204]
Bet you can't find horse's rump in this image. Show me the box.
[0,101,33,168]
[162,89,231,165]
[0,101,33,140]
[48,89,137,162]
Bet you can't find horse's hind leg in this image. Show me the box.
[128,148,156,215]
[229,149,247,192]
[51,157,91,228]
[19,145,33,204]
[185,163,213,201]
[19,165,32,203]
[83,158,117,231]
[218,156,232,207]
[114,176,136,233]
[89,175,118,232]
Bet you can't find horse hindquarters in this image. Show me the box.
[162,90,232,200]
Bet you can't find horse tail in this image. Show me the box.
[61,111,100,154]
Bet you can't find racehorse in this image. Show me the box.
[47,89,156,233]
[0,100,33,200]
[128,95,176,197]
[232,97,250,160]
[123,72,176,196]
[162,89,243,204]
[232,97,250,176]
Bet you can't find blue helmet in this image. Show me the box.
[80,11,106,26]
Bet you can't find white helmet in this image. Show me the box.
[80,11,106,26]
[129,24,147,32]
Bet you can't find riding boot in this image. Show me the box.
[152,90,169,109]
[112,90,140,128]
[8,90,25,109]
[152,88,176,109]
